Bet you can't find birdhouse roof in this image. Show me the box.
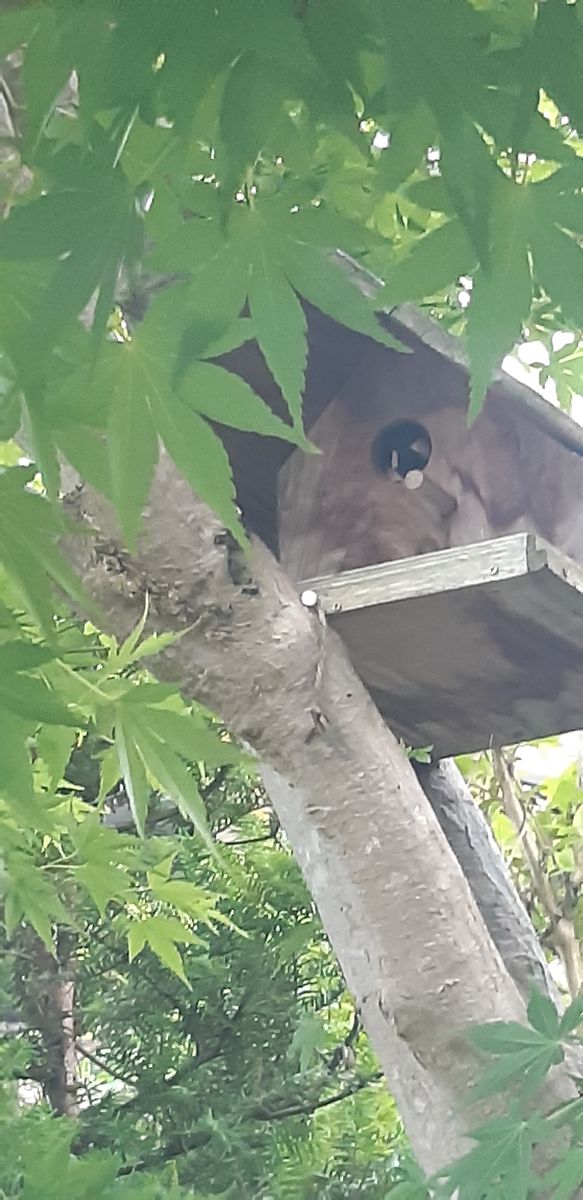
[381,303,583,455]
[338,250,583,458]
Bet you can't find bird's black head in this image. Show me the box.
[371,420,432,479]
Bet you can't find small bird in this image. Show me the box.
[372,420,433,480]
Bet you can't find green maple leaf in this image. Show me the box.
[466,178,533,418]
[247,217,308,431]
[380,218,476,306]
[0,467,95,637]
[127,914,200,987]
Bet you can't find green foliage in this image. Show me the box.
[0,0,581,567]
[466,177,533,418]
[0,467,93,636]
[0,1081,188,1197]
[432,990,583,1200]
[1,3,583,1197]
[0,587,242,974]
[469,989,565,1099]
[0,771,408,1197]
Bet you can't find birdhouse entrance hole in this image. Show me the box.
[371,420,432,482]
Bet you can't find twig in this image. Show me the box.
[492,750,583,999]
[75,1041,137,1090]
[251,1071,382,1121]
[217,833,274,847]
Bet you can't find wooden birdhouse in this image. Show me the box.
[217,279,583,759]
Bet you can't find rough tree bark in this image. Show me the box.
[62,452,576,1175]
[19,934,79,1117]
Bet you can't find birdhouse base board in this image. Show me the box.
[301,534,583,758]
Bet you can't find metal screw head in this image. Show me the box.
[301,588,319,608]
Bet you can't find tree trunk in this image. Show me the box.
[63,451,576,1174]
[21,934,79,1117]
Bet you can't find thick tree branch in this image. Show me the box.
[414,758,558,1002]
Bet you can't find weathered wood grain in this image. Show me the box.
[301,534,583,757]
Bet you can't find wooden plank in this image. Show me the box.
[302,533,545,611]
[301,534,583,758]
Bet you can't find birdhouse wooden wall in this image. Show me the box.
[277,320,583,583]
